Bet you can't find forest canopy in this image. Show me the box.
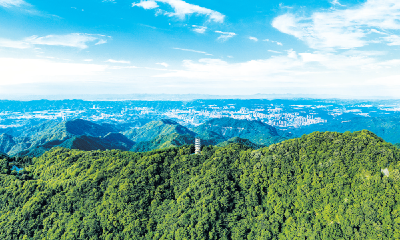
[0,130,400,239]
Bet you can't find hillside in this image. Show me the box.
[123,119,195,142]
[0,133,15,154]
[102,132,135,150]
[293,115,400,143]
[216,136,263,149]
[1,130,400,239]
[6,119,118,156]
[194,117,287,145]
[130,132,195,152]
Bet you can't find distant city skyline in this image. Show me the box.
[1,0,400,97]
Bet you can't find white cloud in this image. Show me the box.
[287,49,297,59]
[370,29,386,34]
[249,37,258,42]
[156,62,169,67]
[27,34,107,49]
[105,59,131,64]
[0,58,107,84]
[0,38,30,49]
[173,47,212,56]
[331,0,345,6]
[263,39,283,46]
[95,39,108,45]
[0,0,26,7]
[382,35,400,45]
[155,55,304,80]
[192,25,207,34]
[154,50,400,91]
[0,33,109,49]
[272,0,400,50]
[132,0,225,23]
[132,0,158,9]
[268,50,282,53]
[215,31,236,41]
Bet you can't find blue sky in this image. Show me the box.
[0,0,400,97]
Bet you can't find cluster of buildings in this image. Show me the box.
[2,100,389,132]
[163,106,327,129]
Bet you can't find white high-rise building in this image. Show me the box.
[61,112,67,121]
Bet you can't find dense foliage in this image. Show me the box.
[216,136,264,149]
[1,130,400,239]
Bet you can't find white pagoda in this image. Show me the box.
[195,138,201,154]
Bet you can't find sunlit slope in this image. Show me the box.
[1,130,400,239]
[123,119,196,142]
[6,119,122,156]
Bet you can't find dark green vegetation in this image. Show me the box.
[216,136,264,149]
[1,130,400,239]
[293,116,400,144]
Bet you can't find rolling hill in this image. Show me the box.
[123,119,195,142]
[194,117,287,145]
[1,130,400,239]
[6,119,125,156]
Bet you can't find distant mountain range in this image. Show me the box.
[0,118,287,157]
[292,115,400,143]
[4,114,400,157]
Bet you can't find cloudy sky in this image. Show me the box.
[0,0,400,97]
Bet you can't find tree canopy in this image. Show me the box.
[0,130,400,239]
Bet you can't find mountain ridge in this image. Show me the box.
[1,130,399,239]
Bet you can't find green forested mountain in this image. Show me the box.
[293,115,400,143]
[1,130,400,239]
[0,133,15,154]
[5,119,122,156]
[216,136,263,149]
[123,119,195,142]
[194,117,287,145]
[102,132,135,150]
[126,118,284,152]
[16,134,134,158]
[130,132,195,152]
[1,118,286,156]
[57,135,124,151]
